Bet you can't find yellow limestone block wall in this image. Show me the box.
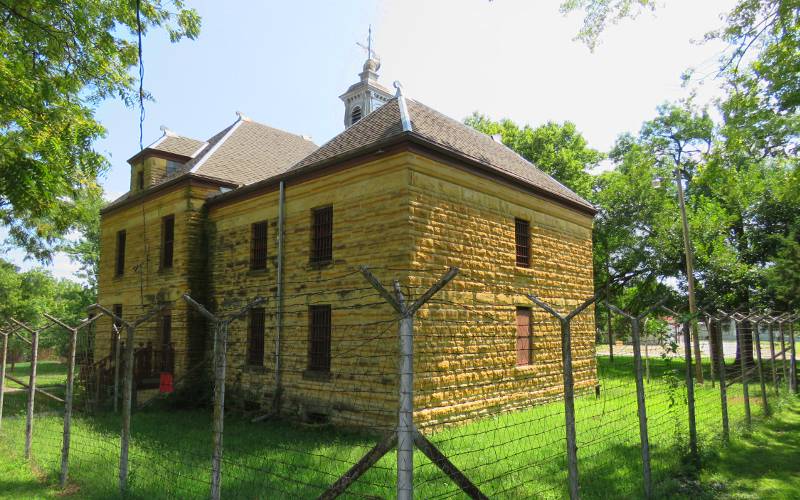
[129,157,168,193]
[207,154,412,429]
[96,181,220,378]
[405,154,596,429]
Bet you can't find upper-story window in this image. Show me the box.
[136,170,144,191]
[250,221,268,270]
[515,218,530,268]
[115,230,126,276]
[166,160,183,176]
[350,106,362,125]
[161,215,175,269]
[311,206,333,265]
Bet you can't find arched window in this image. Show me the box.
[351,106,362,125]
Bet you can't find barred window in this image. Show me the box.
[516,307,532,366]
[115,230,126,276]
[250,221,268,270]
[311,206,333,264]
[161,215,175,269]
[308,305,331,372]
[515,218,530,268]
[247,307,265,366]
[161,314,172,348]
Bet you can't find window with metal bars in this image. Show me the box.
[111,304,123,357]
[115,230,126,276]
[247,307,265,366]
[516,307,532,366]
[308,305,331,372]
[311,206,333,265]
[250,221,268,270]
[515,218,530,268]
[161,215,175,269]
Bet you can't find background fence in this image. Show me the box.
[0,265,797,499]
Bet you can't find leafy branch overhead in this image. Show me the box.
[0,0,200,260]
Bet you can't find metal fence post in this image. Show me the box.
[752,316,769,416]
[768,322,778,393]
[44,312,101,488]
[711,314,729,442]
[779,319,788,388]
[682,321,698,463]
[395,282,414,500]
[608,302,662,499]
[10,319,42,460]
[789,317,797,394]
[211,320,227,499]
[26,329,39,458]
[0,331,8,434]
[119,323,135,492]
[113,324,121,413]
[529,293,598,500]
[734,316,751,429]
[182,293,266,500]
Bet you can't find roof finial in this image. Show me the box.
[159,125,176,137]
[394,81,412,133]
[235,111,251,122]
[357,25,379,63]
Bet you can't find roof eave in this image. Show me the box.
[403,134,598,216]
[207,131,597,217]
[100,172,240,215]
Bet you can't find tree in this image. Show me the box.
[559,0,657,50]
[464,113,603,199]
[0,258,93,361]
[0,0,200,261]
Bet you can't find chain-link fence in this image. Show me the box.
[0,266,797,498]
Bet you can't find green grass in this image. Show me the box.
[3,361,68,389]
[0,356,795,499]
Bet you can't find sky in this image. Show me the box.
[8,0,736,282]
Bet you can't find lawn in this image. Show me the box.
[3,360,68,390]
[0,356,793,499]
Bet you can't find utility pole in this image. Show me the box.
[675,166,704,383]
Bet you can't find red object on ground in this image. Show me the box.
[159,372,174,393]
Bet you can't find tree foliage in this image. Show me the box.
[0,258,94,358]
[0,0,200,261]
[464,113,603,199]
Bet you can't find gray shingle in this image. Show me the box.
[290,98,594,212]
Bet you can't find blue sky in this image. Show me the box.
[8,0,735,281]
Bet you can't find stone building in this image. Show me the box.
[94,54,597,428]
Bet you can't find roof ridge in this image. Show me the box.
[238,117,316,143]
[189,117,245,175]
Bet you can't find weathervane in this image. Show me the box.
[356,25,380,63]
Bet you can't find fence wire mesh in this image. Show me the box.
[0,268,797,499]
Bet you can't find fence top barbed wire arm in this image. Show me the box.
[44,312,103,333]
[182,293,267,324]
[10,317,55,337]
[88,304,130,329]
[358,266,405,315]
[88,302,170,329]
[606,298,667,321]
[526,291,601,322]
